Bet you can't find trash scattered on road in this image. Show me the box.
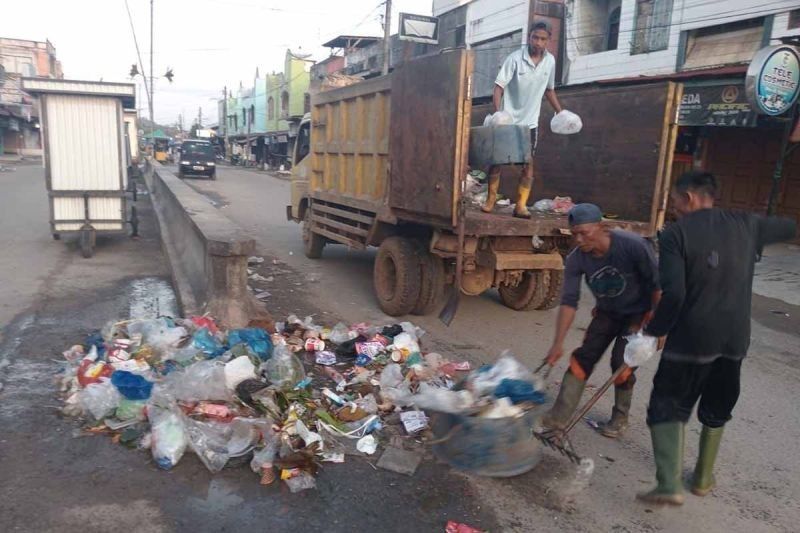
[446,521,485,533]
[247,256,265,265]
[59,313,542,492]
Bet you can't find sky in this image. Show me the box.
[2,0,432,126]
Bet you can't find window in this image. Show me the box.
[249,105,255,125]
[454,25,466,47]
[295,122,311,163]
[242,109,246,126]
[303,93,311,114]
[281,91,289,116]
[790,9,800,30]
[632,0,674,54]
[607,7,621,51]
[268,97,275,120]
[681,18,764,71]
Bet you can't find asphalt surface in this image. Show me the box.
[0,164,498,532]
[168,163,800,532]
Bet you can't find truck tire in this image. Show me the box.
[412,246,446,316]
[374,237,422,316]
[303,209,325,259]
[536,269,564,311]
[498,271,547,311]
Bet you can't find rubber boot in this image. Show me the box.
[482,172,501,213]
[636,422,685,506]
[599,386,632,439]
[513,184,532,218]
[691,425,724,497]
[540,370,585,430]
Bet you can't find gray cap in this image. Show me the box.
[568,203,603,226]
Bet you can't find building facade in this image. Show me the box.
[221,50,313,168]
[0,37,63,155]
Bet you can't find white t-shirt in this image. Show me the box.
[494,47,556,129]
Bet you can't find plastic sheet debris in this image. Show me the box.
[227,328,272,359]
[356,434,378,455]
[78,380,121,420]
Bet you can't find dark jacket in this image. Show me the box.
[645,208,796,363]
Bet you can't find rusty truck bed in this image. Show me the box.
[463,207,652,237]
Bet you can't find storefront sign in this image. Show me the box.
[678,83,758,127]
[745,45,800,116]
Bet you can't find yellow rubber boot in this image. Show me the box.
[513,184,531,218]
[482,172,501,213]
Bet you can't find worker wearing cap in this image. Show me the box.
[542,204,661,438]
[482,20,563,219]
[637,172,797,506]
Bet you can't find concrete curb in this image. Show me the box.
[143,159,271,328]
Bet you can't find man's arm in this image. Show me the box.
[546,253,581,365]
[546,305,577,365]
[545,89,563,114]
[644,228,685,338]
[493,84,504,113]
[756,215,797,248]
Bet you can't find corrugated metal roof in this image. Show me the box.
[22,78,135,98]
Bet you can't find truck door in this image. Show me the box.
[388,49,473,226]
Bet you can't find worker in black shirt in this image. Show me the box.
[637,171,797,506]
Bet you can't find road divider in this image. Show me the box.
[143,159,270,327]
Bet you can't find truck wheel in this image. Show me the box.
[80,228,96,258]
[498,271,547,311]
[302,209,325,259]
[536,269,564,311]
[412,246,446,316]
[374,237,422,316]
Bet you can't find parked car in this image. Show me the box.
[178,140,216,180]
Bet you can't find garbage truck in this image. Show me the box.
[287,49,681,317]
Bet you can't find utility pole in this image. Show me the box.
[198,106,203,128]
[382,0,392,75]
[149,0,155,145]
[223,86,228,157]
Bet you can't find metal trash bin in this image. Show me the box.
[429,405,544,477]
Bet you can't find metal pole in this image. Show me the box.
[382,0,392,75]
[149,0,154,144]
[766,103,798,216]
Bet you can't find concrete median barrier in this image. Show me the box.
[143,159,271,328]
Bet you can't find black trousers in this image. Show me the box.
[569,311,644,389]
[646,356,743,428]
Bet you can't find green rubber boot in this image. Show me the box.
[540,370,585,430]
[637,422,685,506]
[691,425,724,497]
[600,386,632,438]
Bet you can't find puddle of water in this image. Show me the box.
[128,277,179,319]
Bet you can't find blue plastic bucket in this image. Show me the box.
[430,406,544,477]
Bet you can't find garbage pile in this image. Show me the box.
[532,196,575,214]
[59,314,546,492]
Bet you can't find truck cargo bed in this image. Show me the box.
[463,207,651,237]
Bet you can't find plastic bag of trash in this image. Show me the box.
[227,328,272,360]
[490,111,514,126]
[149,406,188,470]
[184,417,262,473]
[533,199,555,212]
[623,332,658,367]
[411,381,475,414]
[263,344,306,388]
[78,379,121,420]
[469,351,536,397]
[284,471,317,493]
[550,110,582,135]
[328,322,355,344]
[110,370,153,400]
[164,360,232,401]
[379,363,413,406]
[192,328,225,357]
[127,318,187,354]
[224,356,257,390]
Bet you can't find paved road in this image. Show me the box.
[0,165,498,532]
[171,163,800,532]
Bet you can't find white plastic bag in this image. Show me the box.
[533,199,555,212]
[164,360,232,402]
[379,363,413,407]
[78,379,121,420]
[490,111,514,126]
[623,332,658,367]
[550,110,583,135]
[469,351,536,397]
[224,355,257,390]
[411,382,475,414]
[148,406,188,470]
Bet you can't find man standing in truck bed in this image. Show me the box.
[482,20,563,219]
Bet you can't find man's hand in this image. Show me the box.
[546,344,564,366]
[657,336,666,351]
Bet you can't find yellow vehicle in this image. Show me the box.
[154,137,169,162]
